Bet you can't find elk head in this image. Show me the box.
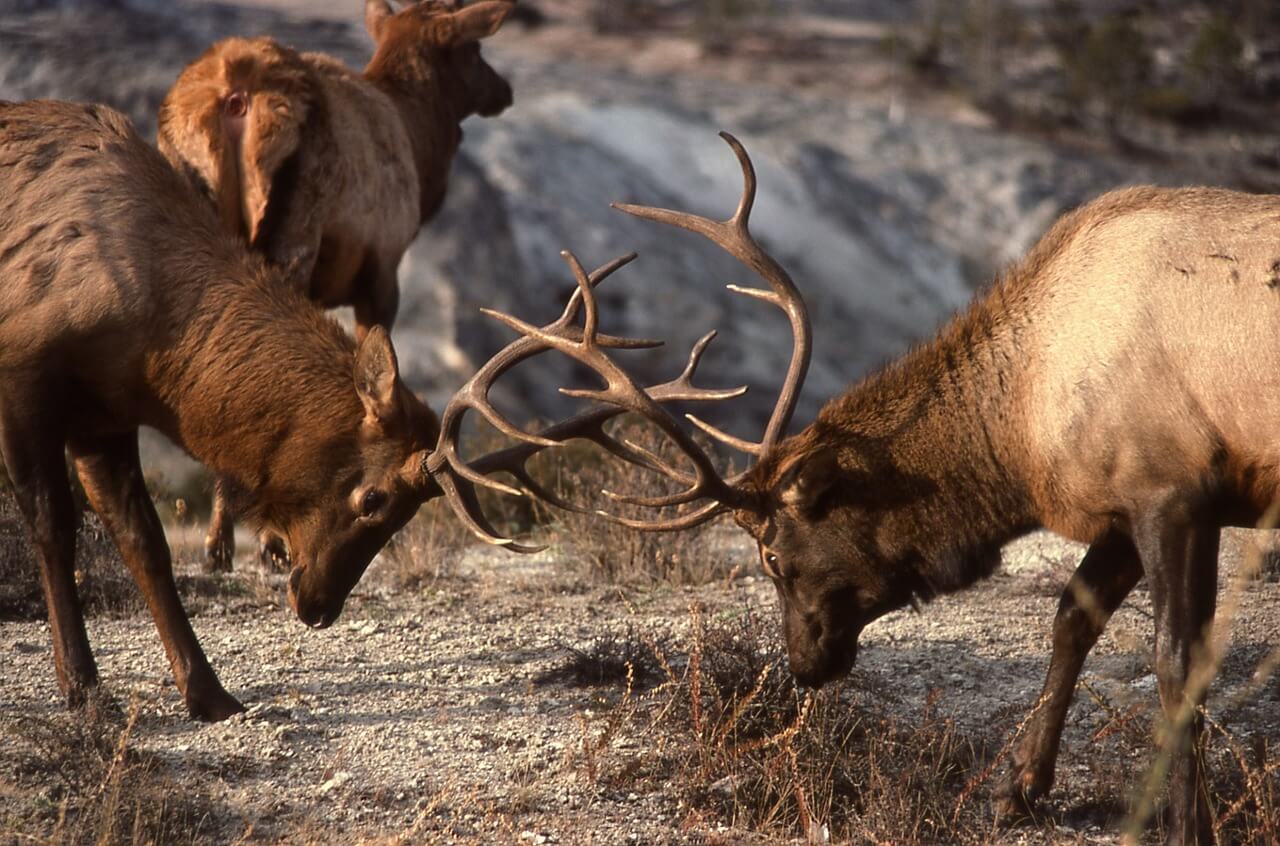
[273,326,440,629]
[365,0,515,120]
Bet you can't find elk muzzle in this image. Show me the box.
[287,561,342,629]
[785,613,860,689]
[474,73,512,117]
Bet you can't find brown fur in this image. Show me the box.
[733,185,1280,844]
[159,1,513,570]
[0,100,439,721]
[157,0,515,331]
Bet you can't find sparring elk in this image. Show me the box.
[476,134,1277,845]
[0,99,733,723]
[158,0,515,569]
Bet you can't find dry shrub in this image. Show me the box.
[0,489,140,620]
[567,603,999,843]
[0,694,221,845]
[526,417,737,585]
[0,485,258,622]
[535,626,671,691]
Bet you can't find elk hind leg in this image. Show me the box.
[1133,501,1218,846]
[997,530,1142,818]
[73,432,244,721]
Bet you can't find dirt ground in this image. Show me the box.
[2,526,1277,844]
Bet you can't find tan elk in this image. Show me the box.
[0,98,732,723]
[157,0,515,570]
[482,134,1277,846]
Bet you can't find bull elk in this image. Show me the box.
[0,99,737,723]
[157,0,515,570]
[479,134,1274,845]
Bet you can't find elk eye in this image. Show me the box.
[764,552,780,576]
[359,489,386,518]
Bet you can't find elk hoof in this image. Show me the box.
[63,676,102,710]
[258,536,289,573]
[184,676,245,722]
[203,535,234,574]
[993,769,1042,823]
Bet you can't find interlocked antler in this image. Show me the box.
[422,131,810,539]
[420,250,750,548]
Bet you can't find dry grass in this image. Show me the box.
[0,693,225,845]
[550,594,1280,844]
[560,602,1011,844]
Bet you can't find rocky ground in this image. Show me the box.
[2,525,1278,844]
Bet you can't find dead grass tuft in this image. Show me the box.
[570,603,1002,843]
[535,626,671,691]
[0,693,223,845]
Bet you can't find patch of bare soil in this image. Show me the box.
[2,528,1276,844]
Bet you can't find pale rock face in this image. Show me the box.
[1,0,1159,439]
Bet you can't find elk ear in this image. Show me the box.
[778,451,840,514]
[440,1,514,44]
[239,90,307,247]
[365,0,394,42]
[354,327,402,426]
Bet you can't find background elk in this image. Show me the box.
[157,0,515,570]
[496,134,1274,845]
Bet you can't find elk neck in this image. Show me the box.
[142,223,361,506]
[811,279,1040,599]
[364,48,460,223]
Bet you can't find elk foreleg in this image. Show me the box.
[1134,501,1218,846]
[997,530,1143,819]
[72,432,245,722]
[0,411,97,705]
[204,476,236,573]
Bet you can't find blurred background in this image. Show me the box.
[2,0,1278,498]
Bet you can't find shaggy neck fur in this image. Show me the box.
[144,221,361,508]
[763,276,1043,603]
[364,49,460,223]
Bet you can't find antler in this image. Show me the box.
[420,132,809,543]
[614,131,811,461]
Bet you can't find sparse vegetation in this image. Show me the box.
[565,604,997,842]
[0,694,223,845]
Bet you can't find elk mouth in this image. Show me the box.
[286,564,340,629]
[791,632,859,689]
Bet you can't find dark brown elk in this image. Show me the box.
[157,0,515,570]
[0,98,732,723]
[0,99,438,720]
[491,134,1275,846]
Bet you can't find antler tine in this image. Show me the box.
[613,131,811,458]
[425,134,805,541]
[595,500,730,532]
[435,469,545,553]
[423,251,662,546]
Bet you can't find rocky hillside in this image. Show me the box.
[0,0,1180,449]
